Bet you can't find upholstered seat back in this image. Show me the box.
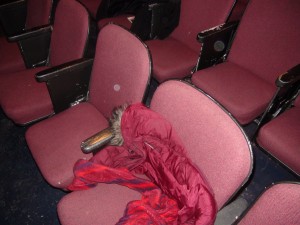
[89,24,151,118]
[78,0,102,18]
[227,0,300,85]
[49,0,90,66]
[25,0,53,29]
[150,81,253,208]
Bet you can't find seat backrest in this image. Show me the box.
[89,24,151,118]
[238,182,300,225]
[49,0,90,67]
[150,80,252,209]
[25,0,53,29]
[227,0,300,85]
[78,0,102,18]
[170,0,235,51]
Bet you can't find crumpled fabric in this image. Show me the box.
[68,103,217,224]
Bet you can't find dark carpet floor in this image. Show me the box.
[0,109,66,225]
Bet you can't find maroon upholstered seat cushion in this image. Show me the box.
[98,14,133,30]
[0,37,26,74]
[257,106,300,175]
[146,37,198,83]
[238,183,300,225]
[0,66,53,125]
[191,62,275,125]
[26,102,109,189]
[58,184,141,225]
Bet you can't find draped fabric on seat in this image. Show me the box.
[146,0,236,83]
[191,0,300,125]
[0,0,90,125]
[257,97,300,175]
[0,0,53,74]
[57,80,252,225]
[25,23,151,189]
[238,182,300,225]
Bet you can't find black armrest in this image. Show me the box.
[9,25,53,68]
[36,58,93,82]
[276,64,300,88]
[255,64,300,132]
[197,21,238,43]
[36,58,94,113]
[195,21,239,71]
[81,128,114,154]
[0,0,27,36]
[8,25,52,42]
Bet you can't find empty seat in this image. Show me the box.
[0,0,92,125]
[191,0,300,125]
[237,182,300,225]
[57,80,253,224]
[0,0,53,73]
[145,0,236,83]
[256,96,300,175]
[25,23,151,189]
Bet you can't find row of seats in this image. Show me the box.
[0,0,299,224]
[1,0,298,175]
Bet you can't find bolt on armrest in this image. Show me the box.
[195,21,239,71]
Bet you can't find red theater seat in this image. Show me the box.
[191,0,300,125]
[0,0,92,125]
[257,96,300,175]
[0,0,53,74]
[146,0,236,83]
[25,23,151,189]
[57,80,253,224]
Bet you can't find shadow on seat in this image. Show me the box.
[191,0,300,125]
[236,182,300,225]
[57,80,253,224]
[25,23,151,189]
[97,0,181,42]
[0,0,54,74]
[0,0,95,125]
